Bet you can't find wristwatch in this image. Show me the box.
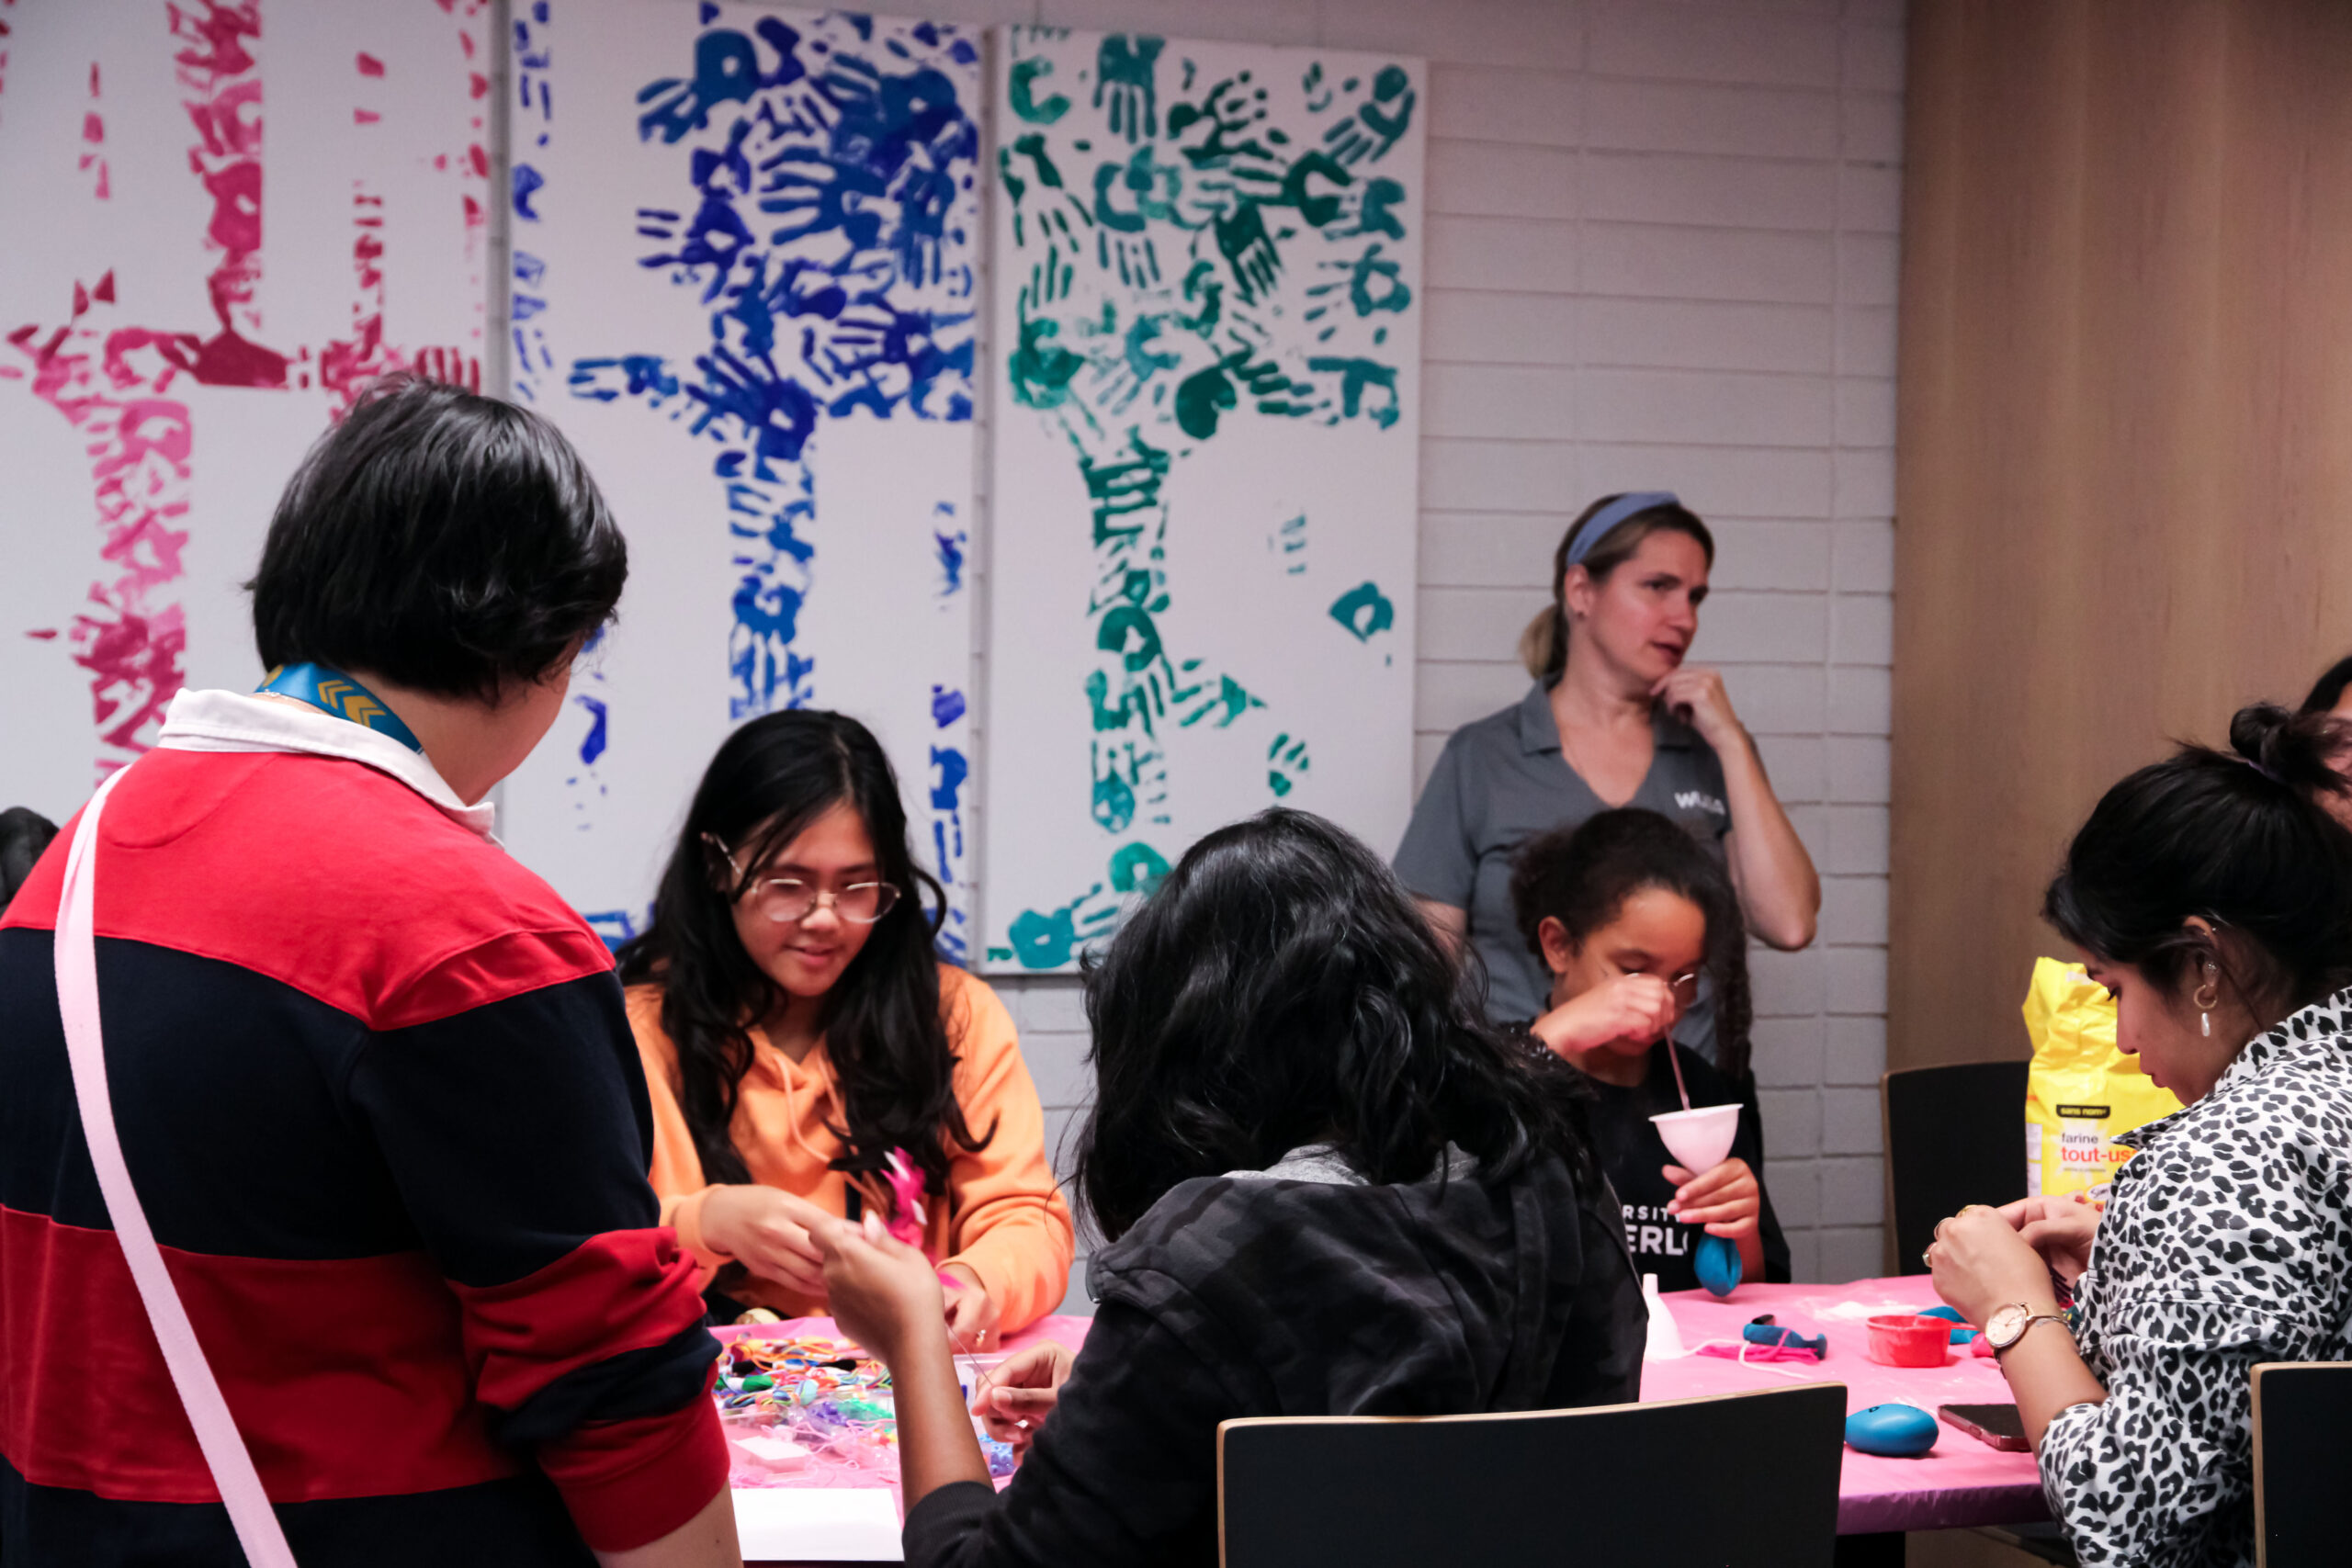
[1984,1303,2071,1355]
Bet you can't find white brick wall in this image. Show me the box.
[1405,0,1896,1289]
[795,0,1899,1300]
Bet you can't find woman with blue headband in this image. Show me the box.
[1395,491,1819,1069]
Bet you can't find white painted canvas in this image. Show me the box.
[0,0,491,819]
[979,27,1424,972]
[497,0,981,960]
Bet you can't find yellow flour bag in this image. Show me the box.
[2023,957,2183,1199]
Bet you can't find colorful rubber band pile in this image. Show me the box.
[717,1333,1021,1485]
[717,1335,901,1480]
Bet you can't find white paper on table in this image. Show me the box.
[1799,1296,1930,1323]
[731,1487,902,1562]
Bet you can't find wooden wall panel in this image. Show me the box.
[1892,0,2352,1072]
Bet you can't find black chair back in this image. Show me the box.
[1218,1384,1846,1568]
[1883,1060,2030,1271]
[2253,1361,2352,1566]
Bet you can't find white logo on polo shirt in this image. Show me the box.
[1675,790,1728,817]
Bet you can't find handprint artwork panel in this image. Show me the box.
[979,28,1424,973]
[0,0,491,818]
[498,2,978,962]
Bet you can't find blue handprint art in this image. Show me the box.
[526,5,981,959]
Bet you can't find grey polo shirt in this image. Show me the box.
[1396,681,1733,1032]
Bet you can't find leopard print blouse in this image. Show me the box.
[2041,988,2352,1566]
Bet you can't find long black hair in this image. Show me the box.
[1071,807,1594,1244]
[616,711,989,1204]
[1507,808,1755,1083]
[2044,704,2352,1021]
[1,807,60,913]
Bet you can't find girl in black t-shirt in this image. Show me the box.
[1510,808,1791,1292]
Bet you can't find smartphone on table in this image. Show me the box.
[1939,1403,2030,1451]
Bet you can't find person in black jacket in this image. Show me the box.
[0,807,58,913]
[815,807,1644,1567]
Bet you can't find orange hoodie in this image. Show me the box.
[628,965,1075,1333]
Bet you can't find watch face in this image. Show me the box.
[1985,1304,2030,1347]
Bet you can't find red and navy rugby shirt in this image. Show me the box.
[0,731,726,1563]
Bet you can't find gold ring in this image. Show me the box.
[1959,1204,1994,1217]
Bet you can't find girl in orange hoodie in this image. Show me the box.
[619,711,1072,1346]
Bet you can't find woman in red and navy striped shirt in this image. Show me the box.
[0,378,737,1567]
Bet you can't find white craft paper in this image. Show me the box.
[730,1485,903,1562]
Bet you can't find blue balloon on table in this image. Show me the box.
[1693,1231,1743,1297]
[1915,1304,1981,1344]
[1845,1403,1939,1457]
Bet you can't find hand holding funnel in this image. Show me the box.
[1651,1078,1746,1297]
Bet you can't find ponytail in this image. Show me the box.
[1519,608,1562,682]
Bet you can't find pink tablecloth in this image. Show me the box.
[1645,1276,2051,1535]
[723,1284,2046,1538]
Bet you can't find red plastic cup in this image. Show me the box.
[1867,1314,1951,1368]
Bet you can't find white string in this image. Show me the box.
[57,768,300,1567]
[1682,1337,1830,1382]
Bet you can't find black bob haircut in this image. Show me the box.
[2044,704,2352,1018]
[248,375,626,701]
[1071,807,1594,1245]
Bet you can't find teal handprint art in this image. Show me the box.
[1268,733,1311,796]
[1329,581,1396,642]
[987,28,1421,970]
[1095,35,1164,143]
[1010,56,1070,124]
[1323,65,1417,165]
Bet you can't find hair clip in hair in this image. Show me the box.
[700,830,745,880]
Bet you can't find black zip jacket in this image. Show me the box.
[904,1146,1644,1566]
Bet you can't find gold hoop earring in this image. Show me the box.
[2194,979,2218,1036]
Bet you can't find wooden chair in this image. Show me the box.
[1881,1059,2030,1273]
[1218,1384,1845,1567]
[2254,1361,2352,1566]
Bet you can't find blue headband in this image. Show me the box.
[1564,491,1682,570]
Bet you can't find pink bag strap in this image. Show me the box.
[55,767,300,1568]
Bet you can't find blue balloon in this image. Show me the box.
[1693,1231,1743,1297]
[1914,1304,1979,1342]
[1846,1403,1939,1457]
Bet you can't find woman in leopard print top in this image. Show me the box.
[1928,705,2352,1567]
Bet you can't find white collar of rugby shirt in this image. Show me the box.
[154,687,498,840]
